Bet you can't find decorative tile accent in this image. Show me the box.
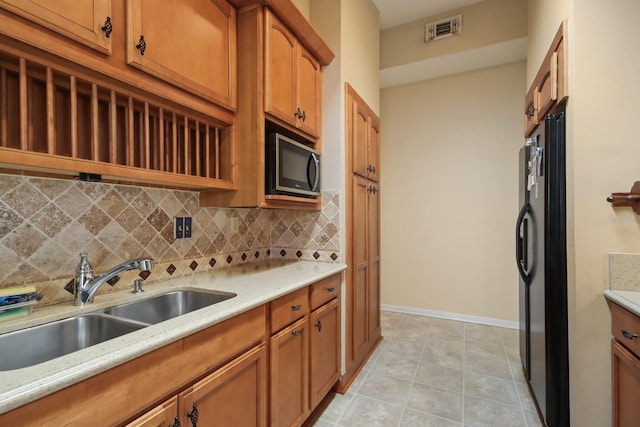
[107,276,120,287]
[189,261,198,271]
[64,279,74,295]
[139,270,151,280]
[0,175,342,305]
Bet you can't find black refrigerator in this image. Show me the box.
[515,112,569,427]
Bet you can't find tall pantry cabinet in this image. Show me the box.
[340,83,382,389]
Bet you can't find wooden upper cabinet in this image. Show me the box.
[295,44,321,137]
[264,10,296,125]
[126,0,236,109]
[524,20,568,136]
[350,87,380,181]
[0,0,112,54]
[265,8,321,138]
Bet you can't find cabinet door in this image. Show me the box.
[296,43,321,138]
[612,339,640,427]
[0,0,112,54]
[368,117,380,182]
[310,298,340,408]
[264,9,296,126]
[127,0,236,108]
[179,344,267,427]
[270,317,310,427]
[352,176,369,359]
[368,183,381,341]
[125,397,179,427]
[351,99,369,178]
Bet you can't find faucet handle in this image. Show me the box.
[76,252,94,276]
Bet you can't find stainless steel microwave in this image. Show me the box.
[265,132,321,197]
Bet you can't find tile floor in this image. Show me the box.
[307,310,545,427]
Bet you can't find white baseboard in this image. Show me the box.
[381,304,519,330]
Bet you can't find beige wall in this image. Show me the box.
[380,0,526,70]
[291,0,310,18]
[380,61,525,323]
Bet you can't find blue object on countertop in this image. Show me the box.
[0,292,43,306]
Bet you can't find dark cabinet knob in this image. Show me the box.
[315,320,322,332]
[170,417,181,427]
[136,35,147,56]
[187,403,198,427]
[622,330,639,340]
[292,330,302,336]
[291,304,302,311]
[101,16,113,38]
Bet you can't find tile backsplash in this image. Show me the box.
[0,173,340,305]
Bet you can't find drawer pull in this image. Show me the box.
[187,403,198,427]
[136,35,147,56]
[315,320,322,332]
[327,287,336,292]
[170,417,181,427]
[101,16,113,38]
[291,304,302,311]
[292,330,302,336]
[622,330,639,340]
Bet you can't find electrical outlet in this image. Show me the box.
[230,217,240,234]
[184,217,192,238]
[175,217,184,239]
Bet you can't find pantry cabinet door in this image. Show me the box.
[0,0,112,54]
[126,0,236,109]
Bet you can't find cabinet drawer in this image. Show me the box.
[611,302,640,357]
[271,287,309,334]
[310,274,340,310]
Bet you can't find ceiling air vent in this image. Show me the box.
[425,14,462,43]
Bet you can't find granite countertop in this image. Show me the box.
[604,289,640,317]
[0,260,346,414]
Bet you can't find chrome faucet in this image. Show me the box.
[73,252,154,306]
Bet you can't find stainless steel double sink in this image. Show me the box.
[0,289,236,370]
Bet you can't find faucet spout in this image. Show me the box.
[73,253,154,306]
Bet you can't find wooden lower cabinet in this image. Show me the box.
[612,339,640,427]
[269,274,341,427]
[270,317,310,427]
[125,397,179,427]
[309,297,340,408]
[610,301,640,427]
[179,344,267,427]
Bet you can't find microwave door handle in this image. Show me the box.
[307,153,320,192]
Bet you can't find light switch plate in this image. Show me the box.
[184,217,192,238]
[175,217,184,239]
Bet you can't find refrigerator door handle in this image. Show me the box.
[516,202,532,285]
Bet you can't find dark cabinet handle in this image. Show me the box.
[526,104,537,120]
[170,417,181,427]
[315,320,322,332]
[327,287,335,292]
[294,107,301,118]
[300,110,306,122]
[187,403,198,427]
[291,304,302,311]
[292,330,302,336]
[101,16,112,38]
[136,35,146,56]
[622,330,639,340]
[367,165,377,174]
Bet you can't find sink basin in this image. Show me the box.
[103,290,236,324]
[0,314,147,370]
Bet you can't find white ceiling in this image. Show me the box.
[371,0,486,29]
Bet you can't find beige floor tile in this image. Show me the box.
[337,395,404,427]
[358,371,412,404]
[414,361,463,392]
[406,382,463,422]
[464,353,512,380]
[463,396,527,427]
[399,408,463,426]
[382,337,425,361]
[464,371,520,406]
[314,392,354,423]
[372,352,419,381]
